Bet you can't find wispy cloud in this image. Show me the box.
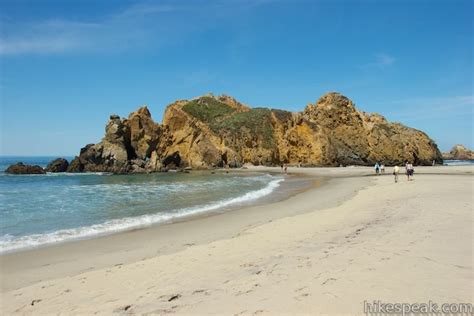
[114,3,186,18]
[0,20,100,54]
[0,0,279,56]
[0,4,170,55]
[374,53,396,67]
[358,53,396,70]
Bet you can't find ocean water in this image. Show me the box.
[0,157,286,253]
[443,159,474,166]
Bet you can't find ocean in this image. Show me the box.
[0,156,289,254]
[443,159,474,166]
[2,157,471,254]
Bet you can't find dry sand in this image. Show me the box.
[1,165,473,315]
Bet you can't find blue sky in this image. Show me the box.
[0,0,472,155]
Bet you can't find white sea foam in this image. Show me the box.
[45,172,111,176]
[0,172,110,177]
[0,178,283,254]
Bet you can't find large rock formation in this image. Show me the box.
[69,93,443,173]
[5,162,46,174]
[302,93,442,165]
[442,144,474,160]
[67,106,161,173]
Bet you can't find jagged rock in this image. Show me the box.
[158,92,442,167]
[70,114,133,173]
[303,93,442,165]
[71,92,443,173]
[45,158,69,172]
[67,157,84,172]
[443,144,474,160]
[78,142,128,173]
[5,162,46,174]
[126,106,161,160]
[69,109,163,173]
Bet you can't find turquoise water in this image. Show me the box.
[0,157,284,253]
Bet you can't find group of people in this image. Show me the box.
[374,161,414,183]
[374,162,385,174]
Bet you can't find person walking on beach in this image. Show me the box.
[374,162,380,175]
[406,162,414,181]
[380,164,385,174]
[393,165,400,183]
[284,164,288,174]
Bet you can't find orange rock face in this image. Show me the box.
[71,92,443,173]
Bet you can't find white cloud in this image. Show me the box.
[374,53,396,67]
[114,3,185,18]
[0,0,279,56]
[358,52,396,70]
[0,20,100,55]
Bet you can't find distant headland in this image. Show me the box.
[442,144,474,161]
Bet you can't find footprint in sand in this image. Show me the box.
[168,294,181,302]
[321,277,337,285]
[192,289,209,295]
[30,299,42,306]
[294,293,310,301]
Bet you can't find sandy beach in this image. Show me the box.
[1,165,472,315]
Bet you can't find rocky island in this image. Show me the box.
[4,92,443,175]
[442,144,474,160]
[62,92,442,174]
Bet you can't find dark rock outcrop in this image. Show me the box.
[45,158,69,172]
[67,157,84,173]
[442,144,474,160]
[70,93,443,173]
[66,107,162,173]
[5,162,46,174]
[162,151,181,169]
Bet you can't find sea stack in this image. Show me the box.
[442,144,474,160]
[68,92,443,173]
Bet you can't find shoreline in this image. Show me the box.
[1,165,472,314]
[1,169,364,292]
[0,170,306,255]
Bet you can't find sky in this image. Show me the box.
[0,0,472,156]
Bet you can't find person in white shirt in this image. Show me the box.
[393,165,400,183]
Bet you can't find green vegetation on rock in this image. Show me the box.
[272,109,293,122]
[215,108,275,149]
[182,97,235,124]
[182,97,276,148]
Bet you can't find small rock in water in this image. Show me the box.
[45,158,69,172]
[5,162,45,175]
